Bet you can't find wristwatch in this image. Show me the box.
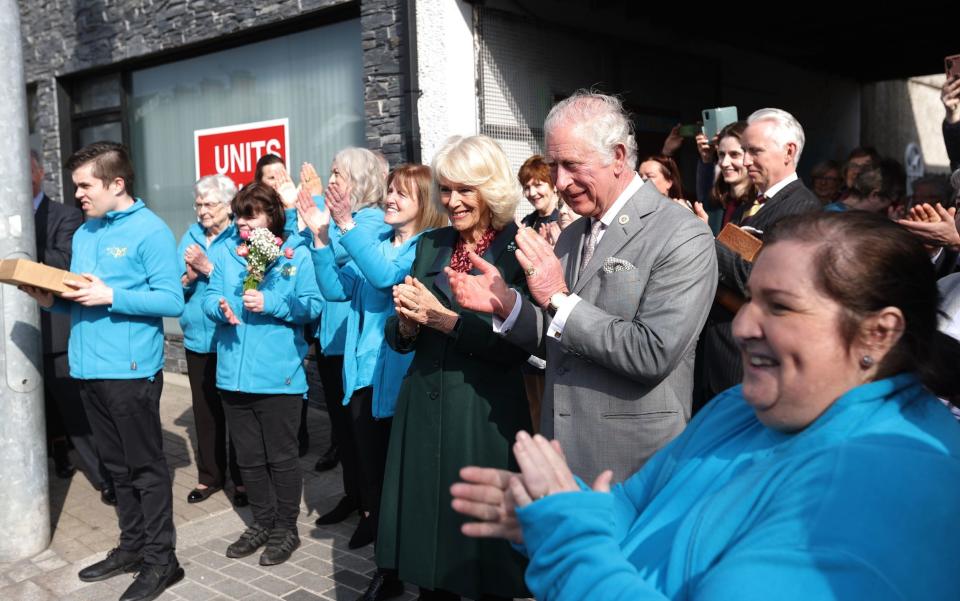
[547,292,569,316]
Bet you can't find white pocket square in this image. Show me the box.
[602,257,636,273]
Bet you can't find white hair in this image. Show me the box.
[544,90,638,170]
[333,147,386,211]
[747,108,806,166]
[193,174,237,205]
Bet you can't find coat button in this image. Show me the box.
[429,391,439,399]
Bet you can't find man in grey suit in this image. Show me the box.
[448,92,717,481]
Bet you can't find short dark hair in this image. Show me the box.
[231,182,286,238]
[764,211,960,399]
[254,154,285,184]
[65,141,135,194]
[518,155,554,187]
[849,159,905,205]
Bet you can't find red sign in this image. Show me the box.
[194,118,289,186]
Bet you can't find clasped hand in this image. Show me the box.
[898,202,960,250]
[184,244,212,280]
[450,431,613,545]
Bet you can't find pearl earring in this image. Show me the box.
[859,355,875,369]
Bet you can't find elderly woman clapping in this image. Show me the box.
[177,174,247,507]
[452,211,960,601]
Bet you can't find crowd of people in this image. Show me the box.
[21,75,960,601]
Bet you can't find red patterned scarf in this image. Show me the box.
[449,227,497,273]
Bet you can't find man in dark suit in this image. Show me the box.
[31,150,114,503]
[697,109,822,408]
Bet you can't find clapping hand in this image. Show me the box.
[219,297,241,325]
[296,184,331,244]
[446,251,515,318]
[394,275,458,333]
[898,203,960,250]
[184,244,213,277]
[692,201,709,224]
[299,162,324,197]
[274,166,298,208]
[514,226,569,307]
[538,221,562,247]
[325,182,354,230]
[451,432,613,544]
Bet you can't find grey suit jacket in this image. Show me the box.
[504,182,718,481]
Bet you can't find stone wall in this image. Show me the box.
[18,0,411,199]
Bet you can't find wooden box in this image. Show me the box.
[0,259,86,296]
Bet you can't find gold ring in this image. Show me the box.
[525,268,537,276]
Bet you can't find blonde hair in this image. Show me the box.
[389,164,448,233]
[431,135,520,231]
[332,147,385,211]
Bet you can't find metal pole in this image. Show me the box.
[0,0,51,561]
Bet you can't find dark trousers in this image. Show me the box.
[221,391,303,531]
[185,350,242,488]
[44,353,111,489]
[79,374,175,565]
[349,387,391,521]
[316,348,360,505]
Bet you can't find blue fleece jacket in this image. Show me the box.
[177,222,235,353]
[50,199,183,379]
[312,226,424,416]
[202,231,321,394]
[313,206,391,355]
[515,375,960,601]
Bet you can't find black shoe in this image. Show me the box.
[232,490,249,508]
[259,528,300,566]
[78,547,143,582]
[100,486,118,507]
[53,441,76,479]
[358,570,404,601]
[348,515,376,549]
[119,559,185,601]
[225,524,271,558]
[187,485,221,504]
[315,496,358,525]
[314,444,339,472]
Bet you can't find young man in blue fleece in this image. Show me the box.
[21,142,184,601]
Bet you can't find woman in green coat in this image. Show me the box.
[371,135,532,601]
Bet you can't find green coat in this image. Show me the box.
[376,223,532,599]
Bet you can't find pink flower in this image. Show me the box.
[284,248,295,260]
[236,244,249,257]
[274,236,283,247]
[239,229,250,240]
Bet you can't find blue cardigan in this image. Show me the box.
[176,222,235,353]
[201,231,321,394]
[313,206,392,356]
[312,226,424,417]
[515,374,960,601]
[50,199,183,379]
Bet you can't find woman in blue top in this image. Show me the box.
[202,182,322,567]
[309,147,393,532]
[297,164,447,558]
[452,211,960,601]
[177,174,247,508]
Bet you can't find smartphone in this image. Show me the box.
[702,106,739,139]
[946,54,960,80]
[677,123,701,138]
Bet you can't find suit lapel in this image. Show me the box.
[573,187,656,294]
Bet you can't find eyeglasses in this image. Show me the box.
[194,201,222,212]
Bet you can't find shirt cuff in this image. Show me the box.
[931,247,944,263]
[492,289,523,334]
[545,293,581,341]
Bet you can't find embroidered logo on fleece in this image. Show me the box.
[281,264,297,277]
[106,246,127,258]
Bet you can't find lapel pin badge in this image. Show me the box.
[618,214,629,225]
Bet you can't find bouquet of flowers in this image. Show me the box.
[237,228,285,291]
